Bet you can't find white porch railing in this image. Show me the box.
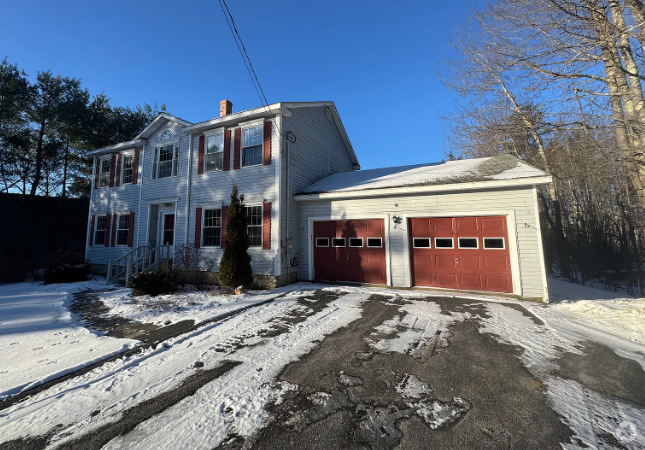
[106,244,171,287]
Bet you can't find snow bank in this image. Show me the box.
[0,279,137,400]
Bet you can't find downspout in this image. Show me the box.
[285,131,297,282]
[185,132,193,244]
[85,156,97,262]
[136,143,146,248]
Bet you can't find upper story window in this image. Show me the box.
[242,126,263,167]
[99,158,111,187]
[246,205,262,247]
[121,154,134,184]
[205,134,224,172]
[152,144,179,179]
[160,129,174,141]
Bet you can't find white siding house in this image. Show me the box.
[86,100,552,301]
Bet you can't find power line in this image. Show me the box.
[217,0,283,138]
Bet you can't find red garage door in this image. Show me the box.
[313,219,387,285]
[409,216,513,293]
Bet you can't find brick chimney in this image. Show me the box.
[220,99,233,117]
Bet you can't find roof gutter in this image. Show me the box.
[86,139,146,156]
[182,103,288,133]
[294,175,553,201]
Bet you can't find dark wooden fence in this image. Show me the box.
[0,194,89,282]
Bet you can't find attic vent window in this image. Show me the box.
[160,130,174,141]
[325,107,333,123]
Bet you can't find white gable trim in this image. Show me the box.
[134,113,193,140]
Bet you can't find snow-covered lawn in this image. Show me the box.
[98,284,304,326]
[0,279,137,401]
[0,277,643,448]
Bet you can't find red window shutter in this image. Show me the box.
[263,121,271,165]
[128,211,135,247]
[223,130,231,171]
[104,213,111,247]
[221,205,228,248]
[234,127,241,170]
[262,202,271,249]
[94,159,100,189]
[115,154,122,186]
[132,149,140,184]
[111,214,118,247]
[89,215,95,246]
[195,207,202,248]
[198,136,205,175]
[109,154,116,187]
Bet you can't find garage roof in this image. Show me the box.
[296,155,551,200]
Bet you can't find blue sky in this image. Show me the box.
[1,0,483,169]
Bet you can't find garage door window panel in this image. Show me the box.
[316,238,329,247]
[484,238,505,249]
[435,238,454,249]
[367,238,382,248]
[332,238,345,247]
[413,238,431,248]
[458,238,479,249]
[349,238,363,247]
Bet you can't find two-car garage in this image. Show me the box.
[296,156,553,301]
[311,216,513,294]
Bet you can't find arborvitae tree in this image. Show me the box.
[219,185,253,287]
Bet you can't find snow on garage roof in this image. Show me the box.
[299,155,549,196]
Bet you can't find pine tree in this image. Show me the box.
[219,184,253,287]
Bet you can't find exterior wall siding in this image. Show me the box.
[296,186,548,300]
[281,106,356,279]
[187,120,280,275]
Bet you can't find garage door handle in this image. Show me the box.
[346,255,349,260]
[455,258,461,262]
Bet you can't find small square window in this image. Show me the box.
[458,238,478,249]
[349,238,363,247]
[413,238,431,248]
[316,237,329,247]
[367,238,382,248]
[332,238,345,247]
[484,238,505,249]
[434,238,454,249]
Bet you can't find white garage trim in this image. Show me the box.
[400,210,523,296]
[307,215,392,286]
[533,186,549,302]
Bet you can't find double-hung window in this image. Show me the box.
[205,134,224,172]
[116,215,130,246]
[246,205,262,247]
[94,216,106,245]
[153,144,179,179]
[242,126,263,167]
[203,209,222,247]
[121,154,134,184]
[99,159,111,187]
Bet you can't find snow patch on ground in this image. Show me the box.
[98,292,368,450]
[0,279,137,400]
[479,303,583,377]
[99,284,308,326]
[368,300,468,355]
[546,378,645,450]
[396,374,433,399]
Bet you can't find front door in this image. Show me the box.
[159,212,175,257]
